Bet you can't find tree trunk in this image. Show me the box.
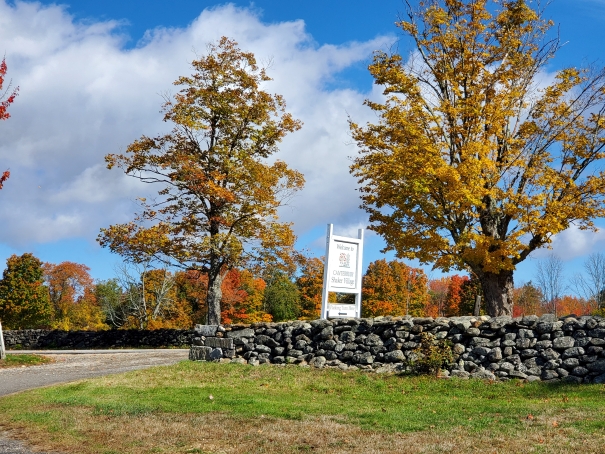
[206,271,224,325]
[479,271,514,317]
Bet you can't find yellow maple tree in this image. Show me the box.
[98,37,304,325]
[350,0,605,316]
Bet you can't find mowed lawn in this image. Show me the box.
[1,361,605,453]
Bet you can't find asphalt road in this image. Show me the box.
[0,349,190,453]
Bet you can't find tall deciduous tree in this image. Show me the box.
[296,256,325,319]
[0,57,18,189]
[350,0,605,316]
[98,37,304,325]
[0,253,52,329]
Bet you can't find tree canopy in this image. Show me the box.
[98,37,304,325]
[350,0,605,316]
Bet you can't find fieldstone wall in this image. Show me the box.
[189,314,605,383]
[4,329,196,349]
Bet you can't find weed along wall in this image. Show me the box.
[190,315,605,383]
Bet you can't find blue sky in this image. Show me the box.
[0,0,605,291]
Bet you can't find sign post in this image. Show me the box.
[0,321,5,361]
[320,224,364,319]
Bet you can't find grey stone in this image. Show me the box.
[526,376,541,382]
[562,358,580,368]
[309,356,327,368]
[232,357,248,365]
[205,337,234,349]
[592,373,605,384]
[562,347,585,359]
[466,328,481,337]
[366,334,384,346]
[516,338,532,349]
[226,328,255,339]
[540,348,560,360]
[520,349,538,358]
[195,325,218,337]
[587,359,605,373]
[471,369,497,380]
[189,346,212,361]
[255,335,279,348]
[488,347,503,362]
[564,375,583,384]
[451,370,470,379]
[384,350,405,363]
[255,345,272,354]
[518,329,535,339]
[508,370,528,379]
[353,351,374,365]
[209,348,223,360]
[472,346,491,356]
[541,370,559,380]
[556,368,569,377]
[572,366,589,377]
[553,337,575,349]
[340,331,356,343]
[320,326,334,340]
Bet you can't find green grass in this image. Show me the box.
[0,353,52,368]
[1,361,604,433]
[1,361,605,452]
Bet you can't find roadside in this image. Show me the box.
[0,350,189,396]
[0,349,190,454]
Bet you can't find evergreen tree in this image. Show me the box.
[0,253,52,329]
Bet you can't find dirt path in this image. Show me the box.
[0,349,190,453]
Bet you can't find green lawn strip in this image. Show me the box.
[0,353,52,368]
[0,361,603,438]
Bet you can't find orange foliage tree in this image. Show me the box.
[427,277,449,317]
[43,262,107,331]
[296,256,324,319]
[98,37,304,325]
[220,268,270,324]
[362,259,428,317]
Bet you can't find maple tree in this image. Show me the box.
[427,277,449,317]
[43,261,107,331]
[361,259,428,317]
[220,268,270,324]
[296,256,324,319]
[350,0,605,316]
[98,37,304,325]
[0,253,52,329]
[0,57,18,190]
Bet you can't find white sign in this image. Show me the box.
[321,224,364,319]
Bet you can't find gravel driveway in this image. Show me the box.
[0,349,190,453]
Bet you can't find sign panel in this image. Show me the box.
[327,240,359,292]
[320,224,364,319]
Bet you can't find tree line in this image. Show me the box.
[1,251,602,331]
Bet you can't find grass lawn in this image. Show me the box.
[0,353,52,368]
[1,361,605,453]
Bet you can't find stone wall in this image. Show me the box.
[4,329,196,349]
[189,314,605,383]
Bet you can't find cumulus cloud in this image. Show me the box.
[0,1,394,249]
[531,225,605,262]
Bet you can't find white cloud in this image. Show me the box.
[0,1,394,248]
[531,225,605,262]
